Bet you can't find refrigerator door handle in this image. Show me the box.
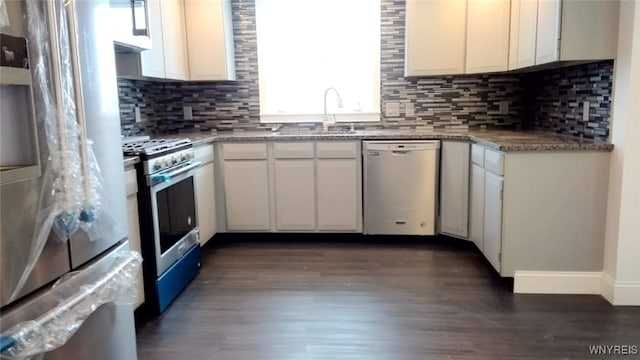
[0,250,141,357]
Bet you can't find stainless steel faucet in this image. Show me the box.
[323,87,343,131]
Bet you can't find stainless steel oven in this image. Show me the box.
[123,137,202,315]
[148,161,200,277]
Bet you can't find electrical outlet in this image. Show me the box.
[385,102,400,117]
[134,107,142,123]
[582,101,590,121]
[184,106,193,121]
[404,102,415,117]
[499,101,509,115]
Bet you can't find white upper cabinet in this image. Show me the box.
[405,0,467,76]
[534,0,561,65]
[184,0,236,81]
[466,0,511,74]
[439,141,470,238]
[161,0,190,80]
[509,0,538,69]
[508,0,620,69]
[139,0,165,78]
[121,0,189,80]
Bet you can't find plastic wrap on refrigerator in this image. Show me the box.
[9,0,122,302]
[0,250,142,360]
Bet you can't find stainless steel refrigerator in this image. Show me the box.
[0,0,139,358]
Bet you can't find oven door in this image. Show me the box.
[149,162,200,277]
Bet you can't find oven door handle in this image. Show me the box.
[150,161,201,185]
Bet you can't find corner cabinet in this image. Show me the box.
[439,141,470,238]
[125,167,145,309]
[509,0,619,69]
[219,141,362,233]
[194,144,216,245]
[469,143,610,277]
[184,0,236,81]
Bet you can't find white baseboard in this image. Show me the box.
[514,271,602,294]
[601,273,640,306]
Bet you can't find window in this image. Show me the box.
[255,0,381,123]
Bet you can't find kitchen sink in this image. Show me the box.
[274,128,358,136]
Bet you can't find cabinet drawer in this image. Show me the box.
[222,143,267,160]
[273,142,314,159]
[125,168,138,196]
[194,144,214,164]
[484,148,504,175]
[471,144,485,166]
[316,141,358,159]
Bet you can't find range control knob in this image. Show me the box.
[153,162,161,171]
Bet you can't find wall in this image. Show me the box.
[118,0,524,134]
[117,0,612,140]
[602,0,640,306]
[522,61,613,142]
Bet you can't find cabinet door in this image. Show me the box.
[160,0,189,80]
[483,171,503,272]
[317,159,360,231]
[126,195,145,309]
[535,0,561,65]
[516,0,539,68]
[195,162,216,245]
[223,160,271,231]
[405,0,466,76]
[466,0,511,73]
[184,0,236,81]
[440,142,470,238]
[469,163,485,250]
[274,160,316,231]
[140,0,165,78]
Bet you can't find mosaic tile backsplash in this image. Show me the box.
[522,61,613,141]
[118,0,613,141]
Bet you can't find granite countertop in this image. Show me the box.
[171,128,613,152]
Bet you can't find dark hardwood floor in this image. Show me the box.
[136,235,640,360]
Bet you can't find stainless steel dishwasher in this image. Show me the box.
[363,141,440,235]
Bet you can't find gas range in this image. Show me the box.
[121,135,202,314]
[122,136,196,176]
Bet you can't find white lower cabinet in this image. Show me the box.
[223,160,271,231]
[439,141,470,238]
[125,168,145,309]
[483,171,503,272]
[468,144,609,277]
[469,163,485,250]
[194,145,216,245]
[220,141,361,233]
[274,160,316,231]
[316,159,360,231]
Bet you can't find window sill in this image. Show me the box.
[260,112,381,124]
